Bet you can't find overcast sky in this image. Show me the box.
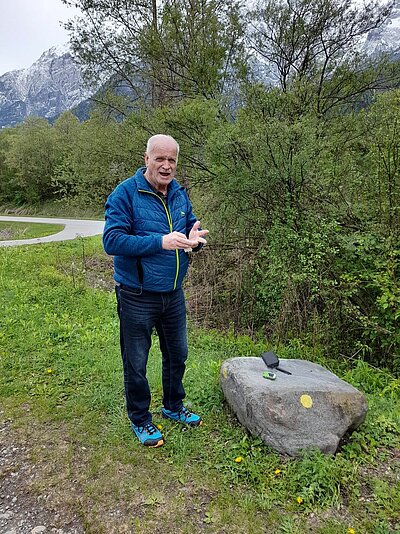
[0,0,80,76]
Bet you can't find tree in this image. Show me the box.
[51,110,142,205]
[248,0,396,115]
[0,129,19,204]
[5,117,60,203]
[63,0,246,106]
[362,89,400,236]
[140,0,246,100]
[63,0,157,103]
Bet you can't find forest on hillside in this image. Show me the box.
[0,0,399,372]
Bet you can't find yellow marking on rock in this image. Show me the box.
[222,367,228,379]
[300,394,313,408]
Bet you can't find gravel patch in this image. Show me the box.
[0,418,85,534]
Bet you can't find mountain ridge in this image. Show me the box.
[362,0,400,57]
[0,45,92,128]
[1,2,400,129]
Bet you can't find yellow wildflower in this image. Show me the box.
[157,424,163,430]
[46,368,53,374]
[234,456,243,463]
[296,496,303,504]
[348,529,356,534]
[274,469,281,475]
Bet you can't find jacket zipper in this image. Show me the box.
[138,189,180,291]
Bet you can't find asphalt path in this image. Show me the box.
[0,216,105,247]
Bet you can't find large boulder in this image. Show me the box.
[220,357,368,456]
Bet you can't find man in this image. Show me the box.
[103,134,208,448]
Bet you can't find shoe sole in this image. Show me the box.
[132,428,164,448]
[146,439,164,448]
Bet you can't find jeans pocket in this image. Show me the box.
[120,284,143,296]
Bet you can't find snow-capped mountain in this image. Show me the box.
[249,0,400,86]
[1,1,400,129]
[0,44,92,128]
[362,0,400,58]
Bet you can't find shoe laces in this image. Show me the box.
[179,407,192,419]
[140,422,157,435]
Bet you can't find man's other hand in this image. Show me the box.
[188,221,208,248]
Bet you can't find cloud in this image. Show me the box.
[0,0,79,75]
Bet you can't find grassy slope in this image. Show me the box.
[0,237,399,533]
[0,199,104,220]
[0,221,65,240]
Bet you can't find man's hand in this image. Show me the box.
[162,221,208,251]
[162,231,197,250]
[188,221,208,248]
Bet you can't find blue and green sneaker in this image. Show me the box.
[132,421,164,447]
[162,406,203,426]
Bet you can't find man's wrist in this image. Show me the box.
[192,243,203,252]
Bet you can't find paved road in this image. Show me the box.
[0,216,105,247]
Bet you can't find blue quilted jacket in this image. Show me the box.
[103,167,198,292]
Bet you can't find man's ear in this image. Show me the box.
[144,152,149,165]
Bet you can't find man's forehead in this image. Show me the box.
[148,141,177,156]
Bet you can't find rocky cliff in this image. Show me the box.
[0,44,91,128]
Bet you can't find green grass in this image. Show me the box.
[0,199,104,219]
[0,237,399,533]
[0,221,65,240]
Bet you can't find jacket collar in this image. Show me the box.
[134,167,184,197]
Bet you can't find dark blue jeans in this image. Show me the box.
[116,285,188,426]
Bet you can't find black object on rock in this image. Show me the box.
[261,351,292,375]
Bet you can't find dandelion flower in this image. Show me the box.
[157,424,163,430]
[296,496,303,504]
[274,469,281,475]
[46,369,53,374]
[348,529,356,534]
[234,456,243,463]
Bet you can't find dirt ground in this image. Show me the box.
[0,415,85,534]
[0,228,16,240]
[0,409,221,534]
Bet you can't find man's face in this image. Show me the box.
[144,138,178,194]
